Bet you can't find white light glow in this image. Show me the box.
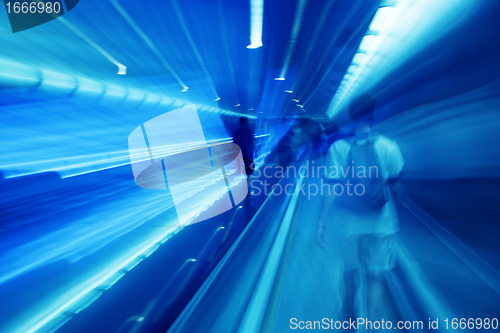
[247,42,263,49]
[117,65,127,75]
[369,6,394,33]
[247,0,264,49]
[359,35,377,52]
[327,0,476,117]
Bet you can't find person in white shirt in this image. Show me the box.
[317,94,405,321]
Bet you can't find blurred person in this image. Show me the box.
[278,130,294,167]
[233,117,255,186]
[316,94,405,322]
[278,125,301,167]
[311,124,326,156]
[316,122,342,156]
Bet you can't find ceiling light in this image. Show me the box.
[117,65,127,75]
[247,0,264,49]
[247,42,263,49]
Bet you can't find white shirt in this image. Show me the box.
[325,133,405,236]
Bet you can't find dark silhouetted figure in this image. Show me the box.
[233,117,255,178]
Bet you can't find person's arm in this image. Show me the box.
[386,140,406,218]
[388,169,406,217]
[316,144,339,248]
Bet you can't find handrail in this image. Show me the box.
[167,173,296,333]
[403,197,500,295]
[208,205,244,261]
[237,171,305,333]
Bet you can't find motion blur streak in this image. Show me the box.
[289,0,334,93]
[216,0,240,105]
[275,0,307,81]
[296,0,364,104]
[170,0,220,100]
[59,18,127,75]
[0,56,249,179]
[109,0,187,89]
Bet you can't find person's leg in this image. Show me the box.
[343,269,357,320]
[244,159,254,192]
[362,234,397,321]
[339,234,360,320]
[243,159,254,206]
[366,273,385,321]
